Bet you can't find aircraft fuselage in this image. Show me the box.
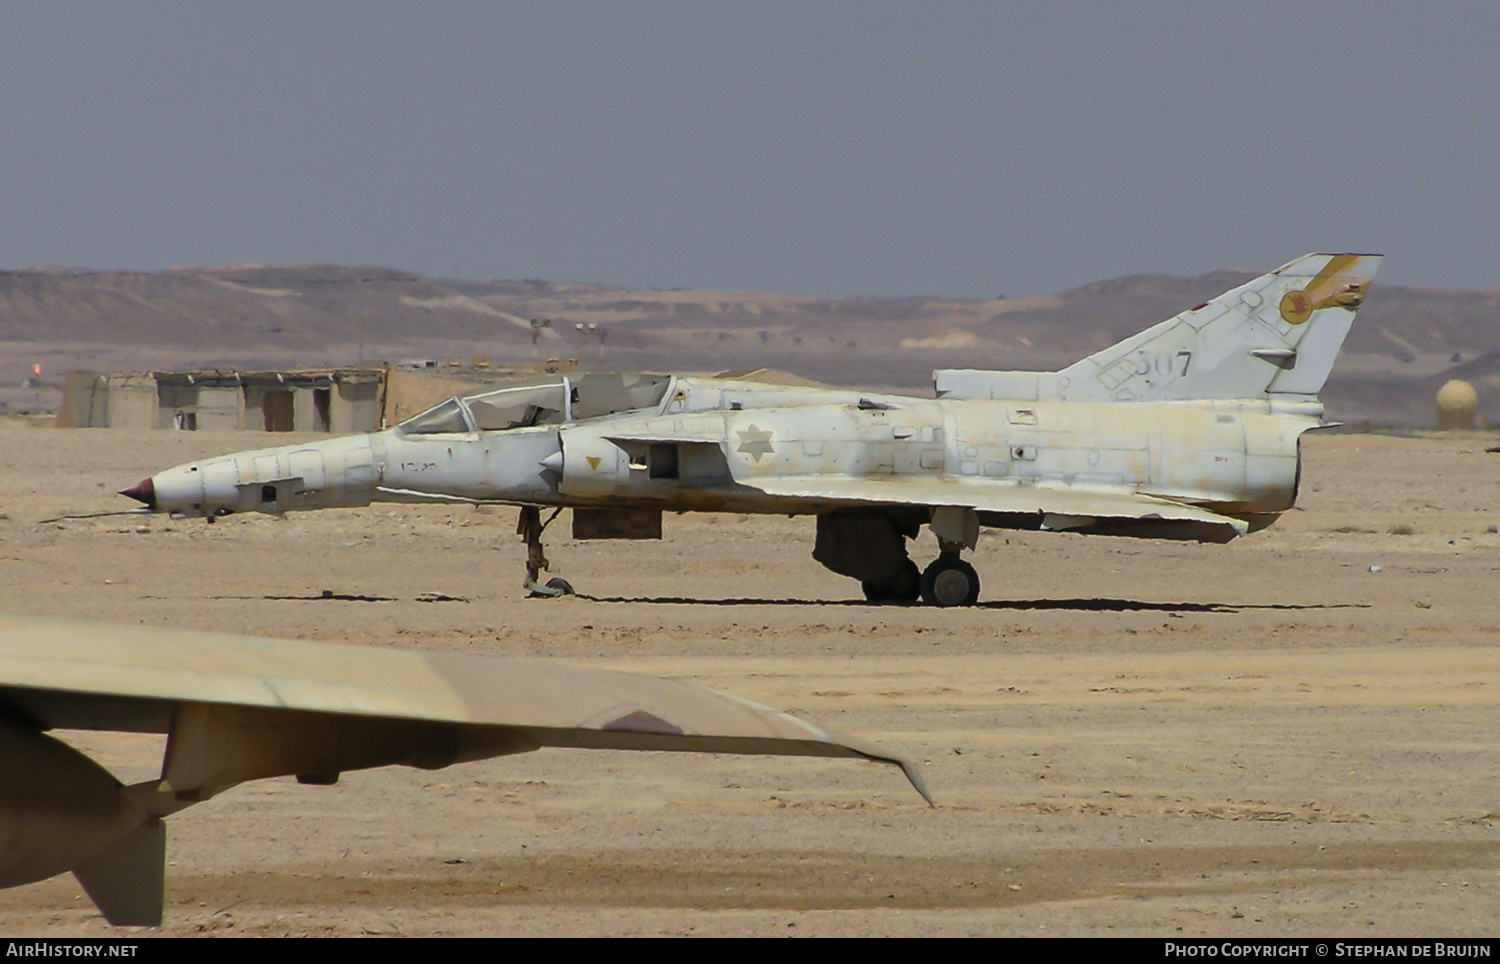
[137,382,1309,527]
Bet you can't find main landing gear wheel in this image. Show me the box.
[861,559,921,604]
[920,554,980,607]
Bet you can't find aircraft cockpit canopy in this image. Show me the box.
[397,373,673,436]
[466,383,569,431]
[397,398,471,435]
[570,372,671,419]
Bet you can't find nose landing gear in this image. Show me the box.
[518,506,574,598]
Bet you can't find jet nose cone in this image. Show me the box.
[118,478,156,508]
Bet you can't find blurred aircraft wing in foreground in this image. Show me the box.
[0,615,928,925]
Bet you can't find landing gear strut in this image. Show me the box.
[919,506,982,607]
[518,506,574,598]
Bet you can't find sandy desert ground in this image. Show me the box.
[0,420,1497,937]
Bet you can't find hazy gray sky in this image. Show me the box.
[2,2,1496,296]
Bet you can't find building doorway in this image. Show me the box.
[263,391,294,432]
[313,387,331,432]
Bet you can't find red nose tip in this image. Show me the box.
[118,478,156,508]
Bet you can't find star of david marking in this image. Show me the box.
[736,425,774,462]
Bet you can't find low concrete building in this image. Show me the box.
[57,362,584,432]
[58,368,385,433]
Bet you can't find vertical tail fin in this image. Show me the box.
[1055,252,1382,404]
[935,253,1382,412]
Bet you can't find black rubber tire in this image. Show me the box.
[919,556,981,607]
[528,577,575,599]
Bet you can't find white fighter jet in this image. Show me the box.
[122,253,1381,607]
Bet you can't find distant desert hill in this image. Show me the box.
[2,262,1498,426]
[0,264,534,350]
